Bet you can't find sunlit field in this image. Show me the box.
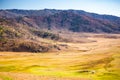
[0,36,120,80]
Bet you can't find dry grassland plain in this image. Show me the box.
[0,34,120,80]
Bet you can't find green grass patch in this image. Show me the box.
[93,72,120,80]
[0,74,13,80]
[0,66,16,72]
[25,67,92,79]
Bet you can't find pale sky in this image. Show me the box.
[0,0,120,17]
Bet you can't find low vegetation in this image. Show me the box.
[0,74,13,80]
[0,36,120,80]
[0,26,4,41]
[32,30,60,40]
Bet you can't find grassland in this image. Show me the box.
[0,34,120,80]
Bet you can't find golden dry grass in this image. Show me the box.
[0,34,120,80]
[0,72,89,80]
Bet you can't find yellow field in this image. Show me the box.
[0,36,120,80]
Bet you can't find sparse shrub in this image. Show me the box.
[12,41,49,52]
[4,28,21,38]
[0,26,4,41]
[32,30,60,40]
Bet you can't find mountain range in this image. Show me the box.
[0,9,120,33]
[0,9,120,52]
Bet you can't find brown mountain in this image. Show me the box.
[0,9,120,52]
[0,9,120,33]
